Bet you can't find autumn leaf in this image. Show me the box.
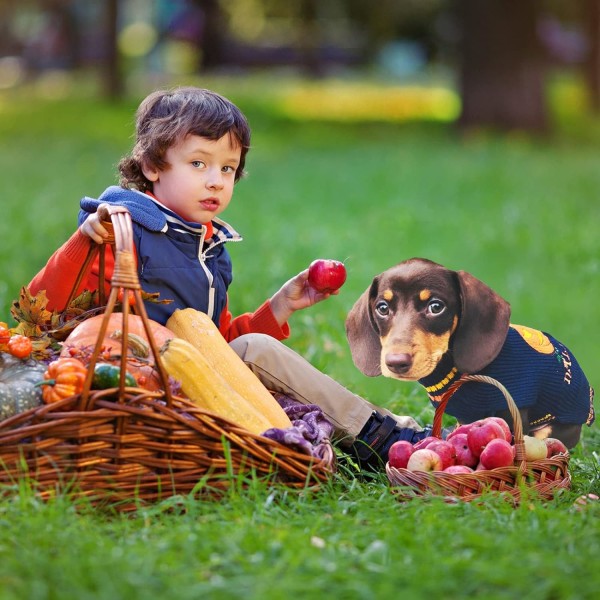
[10,287,54,336]
[10,287,98,342]
[139,290,172,305]
[9,286,172,359]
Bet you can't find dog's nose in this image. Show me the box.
[385,353,413,374]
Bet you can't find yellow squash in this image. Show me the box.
[166,308,292,430]
[160,337,275,435]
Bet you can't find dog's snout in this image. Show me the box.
[385,353,413,375]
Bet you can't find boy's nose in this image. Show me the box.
[206,169,223,189]
[206,169,224,189]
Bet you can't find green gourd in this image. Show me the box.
[0,352,46,420]
[92,363,137,389]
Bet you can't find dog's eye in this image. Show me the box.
[427,300,445,315]
[375,300,390,316]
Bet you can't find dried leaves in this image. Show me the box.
[9,285,173,361]
[10,287,102,360]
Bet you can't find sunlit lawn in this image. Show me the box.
[0,74,598,599]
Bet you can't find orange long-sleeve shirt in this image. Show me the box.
[28,228,290,342]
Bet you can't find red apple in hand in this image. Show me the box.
[406,448,443,472]
[308,259,347,293]
[478,438,515,469]
[388,440,414,469]
[467,419,506,458]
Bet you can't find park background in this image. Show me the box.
[0,2,599,599]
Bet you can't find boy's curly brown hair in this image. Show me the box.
[118,87,251,192]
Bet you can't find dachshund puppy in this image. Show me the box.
[346,258,595,449]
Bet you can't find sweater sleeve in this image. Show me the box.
[219,299,290,342]
[28,229,95,311]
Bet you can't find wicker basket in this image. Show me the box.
[0,206,335,510]
[386,375,571,504]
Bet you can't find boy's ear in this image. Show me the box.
[141,162,159,182]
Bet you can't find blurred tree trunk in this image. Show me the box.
[584,0,600,112]
[0,1,18,56]
[191,0,225,69]
[347,0,398,63]
[104,0,123,99]
[298,0,322,76]
[457,0,548,132]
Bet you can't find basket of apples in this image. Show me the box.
[385,374,571,503]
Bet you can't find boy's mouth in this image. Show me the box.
[200,198,220,211]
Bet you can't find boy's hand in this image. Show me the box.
[269,269,339,326]
[79,211,110,244]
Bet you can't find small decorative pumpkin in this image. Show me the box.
[59,313,174,391]
[0,322,11,346]
[7,334,33,359]
[0,352,46,419]
[40,357,88,404]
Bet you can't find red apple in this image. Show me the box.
[487,417,513,443]
[447,433,478,468]
[446,422,475,440]
[467,419,506,458]
[478,438,515,470]
[544,437,568,457]
[443,465,473,474]
[523,435,549,461]
[413,436,438,450]
[307,259,347,293]
[406,448,443,472]
[388,440,414,469]
[427,440,457,470]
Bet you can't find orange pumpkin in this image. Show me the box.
[41,357,88,404]
[59,313,174,391]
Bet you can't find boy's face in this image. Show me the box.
[143,133,241,223]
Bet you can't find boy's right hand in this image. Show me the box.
[269,269,338,327]
[79,211,110,244]
[80,202,129,243]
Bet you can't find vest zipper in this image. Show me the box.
[197,226,215,319]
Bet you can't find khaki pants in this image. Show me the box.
[229,333,420,445]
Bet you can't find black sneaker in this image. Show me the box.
[350,412,431,471]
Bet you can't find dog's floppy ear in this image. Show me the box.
[345,280,382,376]
[452,270,511,373]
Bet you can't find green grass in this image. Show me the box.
[1,479,599,600]
[0,78,599,599]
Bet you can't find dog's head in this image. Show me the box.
[345,258,511,380]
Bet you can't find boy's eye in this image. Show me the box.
[191,160,205,168]
[222,166,235,174]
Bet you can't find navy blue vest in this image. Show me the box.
[79,186,241,326]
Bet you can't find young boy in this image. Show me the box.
[28,86,428,469]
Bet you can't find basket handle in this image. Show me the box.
[77,205,174,409]
[63,205,120,310]
[432,374,526,464]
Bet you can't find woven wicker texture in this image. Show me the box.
[386,375,571,504]
[0,207,335,510]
